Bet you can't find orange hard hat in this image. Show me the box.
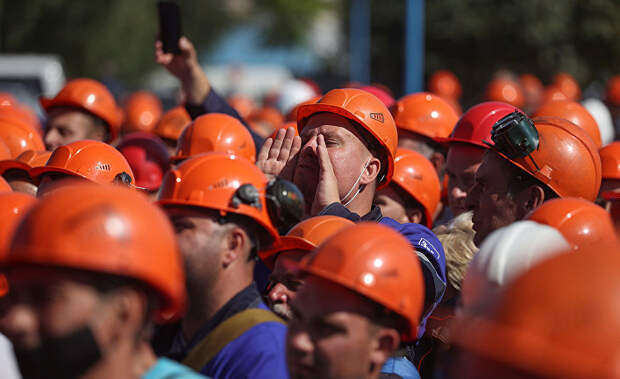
[492,115,601,201]
[228,95,257,120]
[158,153,279,247]
[30,140,135,186]
[392,92,460,140]
[391,148,441,228]
[297,88,398,188]
[0,92,17,107]
[270,121,299,140]
[606,75,620,106]
[600,142,620,179]
[542,85,569,104]
[0,120,45,158]
[0,139,11,161]
[172,113,256,163]
[0,104,43,136]
[122,91,163,134]
[285,95,321,122]
[0,177,10,192]
[249,106,284,128]
[152,106,191,142]
[553,72,581,101]
[0,192,37,256]
[4,183,186,321]
[259,215,354,270]
[452,246,620,379]
[527,197,617,251]
[295,222,425,341]
[428,70,462,100]
[0,150,51,177]
[40,78,122,141]
[533,100,602,148]
[485,78,525,108]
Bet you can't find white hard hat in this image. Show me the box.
[277,79,317,115]
[582,98,615,146]
[461,220,571,313]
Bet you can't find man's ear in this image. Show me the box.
[369,328,400,372]
[360,157,381,186]
[429,152,446,176]
[221,227,249,268]
[94,288,147,347]
[521,184,546,214]
[405,206,424,225]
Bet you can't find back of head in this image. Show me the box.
[454,243,620,379]
[172,113,256,163]
[533,100,602,148]
[392,92,459,140]
[122,91,163,134]
[526,197,617,251]
[461,220,570,312]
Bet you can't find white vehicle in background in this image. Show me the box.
[0,54,66,118]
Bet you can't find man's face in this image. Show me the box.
[374,185,409,223]
[45,108,103,151]
[265,250,306,320]
[287,276,379,379]
[0,268,106,353]
[466,151,520,246]
[294,114,371,206]
[3,170,37,197]
[165,207,224,294]
[446,144,486,216]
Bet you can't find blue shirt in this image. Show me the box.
[143,358,209,379]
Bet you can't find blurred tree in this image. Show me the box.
[0,0,328,92]
[364,0,620,103]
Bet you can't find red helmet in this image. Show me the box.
[40,78,122,141]
[437,102,519,148]
[117,133,170,191]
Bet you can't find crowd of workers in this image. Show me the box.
[0,34,619,379]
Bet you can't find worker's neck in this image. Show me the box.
[181,267,254,341]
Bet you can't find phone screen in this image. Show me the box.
[158,1,181,54]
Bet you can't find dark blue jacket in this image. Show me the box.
[152,284,288,379]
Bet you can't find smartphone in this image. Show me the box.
[158,1,182,54]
